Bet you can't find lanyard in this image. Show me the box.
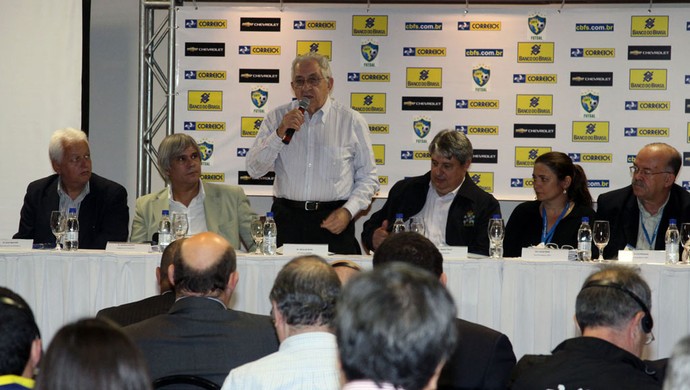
[640,214,660,248]
[541,202,570,244]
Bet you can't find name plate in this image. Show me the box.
[0,239,33,251]
[438,246,469,260]
[521,247,577,261]
[105,242,153,253]
[282,244,329,257]
[617,250,665,264]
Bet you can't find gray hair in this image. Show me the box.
[291,52,332,81]
[664,335,690,390]
[157,134,201,181]
[49,128,88,163]
[428,129,473,164]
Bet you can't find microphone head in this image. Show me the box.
[298,97,310,110]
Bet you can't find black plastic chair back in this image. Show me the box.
[152,375,220,390]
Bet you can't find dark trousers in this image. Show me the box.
[271,199,362,255]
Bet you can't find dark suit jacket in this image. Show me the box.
[596,184,690,259]
[124,296,279,386]
[13,173,129,249]
[96,291,176,327]
[362,172,501,255]
[439,318,516,390]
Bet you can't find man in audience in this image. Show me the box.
[509,264,664,389]
[362,129,500,256]
[374,232,516,389]
[246,52,378,254]
[14,127,129,249]
[335,262,457,390]
[664,335,690,390]
[597,142,690,259]
[221,255,341,389]
[0,287,42,390]
[125,232,278,385]
[130,133,257,251]
[330,259,362,285]
[96,238,183,326]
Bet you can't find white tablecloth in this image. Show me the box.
[2,250,689,360]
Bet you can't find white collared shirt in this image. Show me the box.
[636,195,669,250]
[57,178,90,215]
[168,180,207,236]
[414,179,464,247]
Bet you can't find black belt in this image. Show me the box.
[275,198,345,211]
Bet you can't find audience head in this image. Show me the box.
[373,232,443,278]
[335,262,458,390]
[330,259,362,285]
[34,318,151,390]
[663,335,690,390]
[576,264,652,356]
[48,128,91,190]
[534,151,592,208]
[270,256,341,341]
[157,238,184,293]
[157,133,202,184]
[171,232,237,301]
[0,287,41,378]
[631,142,681,203]
[428,129,473,196]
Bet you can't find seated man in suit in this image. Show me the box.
[14,128,129,249]
[374,232,516,390]
[125,232,279,385]
[0,287,42,390]
[336,262,457,390]
[509,264,664,389]
[96,238,183,327]
[130,133,257,252]
[597,142,690,259]
[222,255,341,389]
[362,129,500,256]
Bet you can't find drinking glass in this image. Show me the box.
[488,217,505,258]
[592,220,610,262]
[171,212,189,241]
[50,210,66,251]
[681,223,690,264]
[250,216,264,255]
[408,217,425,236]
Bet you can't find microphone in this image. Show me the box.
[281,97,310,145]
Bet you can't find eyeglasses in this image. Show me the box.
[629,165,671,178]
[292,76,324,88]
[173,153,200,164]
[66,155,91,164]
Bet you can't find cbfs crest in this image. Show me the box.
[198,141,214,166]
[251,87,268,113]
[473,66,490,91]
[528,15,546,37]
[581,91,599,118]
[360,39,379,67]
[413,116,431,143]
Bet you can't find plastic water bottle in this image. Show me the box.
[666,219,680,264]
[263,212,278,255]
[392,213,406,234]
[65,208,79,251]
[158,210,172,251]
[577,217,592,261]
[488,214,505,258]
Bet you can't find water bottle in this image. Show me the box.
[158,210,172,251]
[577,217,592,261]
[392,213,406,234]
[488,214,505,258]
[263,212,278,255]
[666,219,680,264]
[65,208,79,251]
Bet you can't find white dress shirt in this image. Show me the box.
[246,97,379,218]
[414,179,463,247]
[168,181,207,236]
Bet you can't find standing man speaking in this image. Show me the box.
[247,53,378,254]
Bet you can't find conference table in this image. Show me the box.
[2,249,689,360]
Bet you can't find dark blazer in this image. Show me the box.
[596,184,690,259]
[124,296,279,386]
[362,172,501,255]
[96,291,176,327]
[439,318,516,390]
[13,173,129,249]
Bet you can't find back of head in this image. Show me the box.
[373,232,443,277]
[159,238,184,292]
[0,287,40,376]
[664,335,690,390]
[157,134,201,181]
[535,151,592,207]
[48,128,88,163]
[34,318,151,390]
[335,262,457,390]
[428,129,473,165]
[270,256,341,327]
[173,232,236,296]
[575,264,652,333]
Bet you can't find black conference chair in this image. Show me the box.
[152,375,220,390]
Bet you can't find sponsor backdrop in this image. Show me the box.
[174,4,690,201]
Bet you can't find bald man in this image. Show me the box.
[125,232,279,386]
